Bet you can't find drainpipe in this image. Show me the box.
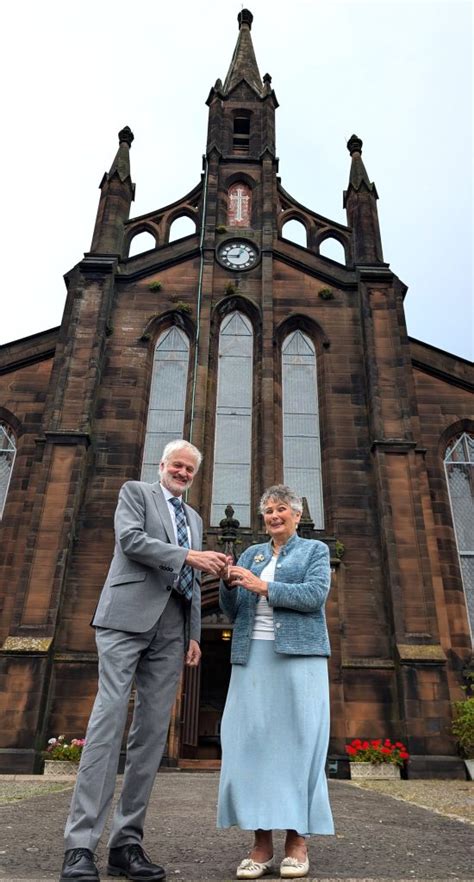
[189,154,209,443]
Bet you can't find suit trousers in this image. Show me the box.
[64,592,185,851]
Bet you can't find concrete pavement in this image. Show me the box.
[0,772,472,881]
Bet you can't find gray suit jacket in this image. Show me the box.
[93,480,202,642]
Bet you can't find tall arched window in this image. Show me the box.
[141,327,190,483]
[282,331,324,528]
[444,432,474,638]
[0,422,17,519]
[211,312,253,527]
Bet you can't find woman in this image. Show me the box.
[217,485,334,880]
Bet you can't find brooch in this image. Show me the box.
[254,553,265,563]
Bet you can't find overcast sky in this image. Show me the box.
[2,0,472,360]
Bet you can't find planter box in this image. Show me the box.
[465,759,474,781]
[43,760,80,777]
[350,762,400,780]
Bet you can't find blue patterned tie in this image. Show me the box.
[169,497,194,601]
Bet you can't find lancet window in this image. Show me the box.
[141,327,190,482]
[282,331,324,528]
[444,432,474,638]
[0,423,17,519]
[211,312,253,527]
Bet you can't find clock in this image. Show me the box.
[217,240,258,270]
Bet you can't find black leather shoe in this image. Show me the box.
[107,844,166,881]
[59,848,99,881]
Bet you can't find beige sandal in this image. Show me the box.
[236,856,275,879]
[280,855,309,878]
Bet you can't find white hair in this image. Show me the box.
[160,439,202,470]
[259,484,303,514]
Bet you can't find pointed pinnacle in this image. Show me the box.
[223,8,263,96]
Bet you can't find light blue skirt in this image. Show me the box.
[217,640,334,835]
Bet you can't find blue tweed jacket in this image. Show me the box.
[219,533,331,664]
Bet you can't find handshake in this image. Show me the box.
[185,549,234,578]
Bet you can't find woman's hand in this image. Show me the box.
[227,565,268,596]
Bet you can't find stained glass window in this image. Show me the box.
[445,433,474,640]
[282,331,324,528]
[211,312,253,526]
[0,423,17,519]
[141,327,190,483]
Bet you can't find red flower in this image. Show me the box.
[345,736,410,766]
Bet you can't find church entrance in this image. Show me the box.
[179,616,232,765]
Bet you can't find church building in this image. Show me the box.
[0,9,473,776]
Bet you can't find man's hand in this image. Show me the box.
[185,639,202,666]
[185,549,228,576]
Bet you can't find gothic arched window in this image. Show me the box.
[282,331,324,528]
[0,422,17,519]
[141,327,190,483]
[444,432,474,638]
[211,312,253,527]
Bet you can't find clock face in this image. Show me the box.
[218,241,258,270]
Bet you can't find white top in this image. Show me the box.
[160,484,192,546]
[252,557,277,641]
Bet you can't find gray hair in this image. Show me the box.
[259,484,303,515]
[160,440,202,470]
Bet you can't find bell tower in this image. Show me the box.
[206,9,277,165]
[188,8,282,502]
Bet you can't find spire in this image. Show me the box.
[343,135,384,265]
[345,134,377,195]
[205,10,277,159]
[223,9,263,97]
[90,127,135,254]
[108,126,134,182]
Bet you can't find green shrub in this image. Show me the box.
[452,696,474,758]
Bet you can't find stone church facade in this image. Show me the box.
[0,10,473,776]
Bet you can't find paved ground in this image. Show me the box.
[0,773,472,882]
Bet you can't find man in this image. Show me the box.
[60,440,227,882]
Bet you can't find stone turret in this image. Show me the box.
[343,134,384,265]
[90,126,135,254]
